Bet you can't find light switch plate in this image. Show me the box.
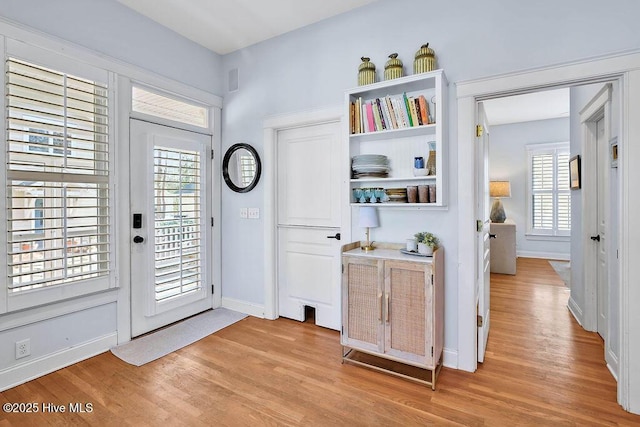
[240,208,248,218]
[248,208,259,219]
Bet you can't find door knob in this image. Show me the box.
[590,235,601,242]
[489,233,497,239]
[133,235,144,243]
[327,233,341,241]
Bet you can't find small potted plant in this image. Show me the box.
[414,231,439,256]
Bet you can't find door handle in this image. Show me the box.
[133,235,144,244]
[327,233,341,241]
[489,233,497,239]
[590,235,601,242]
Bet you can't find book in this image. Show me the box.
[418,95,430,125]
[350,101,355,134]
[365,102,375,132]
[414,98,423,126]
[375,98,387,130]
[402,92,414,127]
[408,96,420,127]
[372,100,383,131]
[384,96,398,129]
[378,98,390,130]
[392,96,407,128]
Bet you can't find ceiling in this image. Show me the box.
[116,0,379,55]
[482,88,570,126]
[116,0,569,125]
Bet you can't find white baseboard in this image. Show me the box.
[0,333,117,392]
[221,297,265,319]
[517,251,570,261]
[606,348,619,382]
[443,348,457,369]
[567,297,583,326]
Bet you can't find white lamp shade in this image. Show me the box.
[489,181,511,198]
[358,206,379,228]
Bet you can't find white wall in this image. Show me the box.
[220,0,640,360]
[0,0,223,95]
[489,118,570,259]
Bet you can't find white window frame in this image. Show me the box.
[2,39,117,312]
[130,83,212,134]
[526,141,571,239]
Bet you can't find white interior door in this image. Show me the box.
[477,103,491,363]
[277,122,342,330]
[596,116,608,339]
[130,120,212,337]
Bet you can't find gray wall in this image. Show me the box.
[489,118,571,259]
[220,0,640,355]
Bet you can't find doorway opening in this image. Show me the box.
[475,80,620,379]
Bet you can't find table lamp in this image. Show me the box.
[489,180,511,223]
[359,206,379,251]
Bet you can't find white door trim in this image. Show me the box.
[263,106,344,320]
[115,76,221,344]
[457,50,640,413]
[579,84,612,333]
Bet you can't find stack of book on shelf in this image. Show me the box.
[350,93,432,134]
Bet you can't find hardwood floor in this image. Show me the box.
[2,258,639,426]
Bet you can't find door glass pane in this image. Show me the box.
[153,146,202,302]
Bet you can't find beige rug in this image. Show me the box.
[110,308,247,366]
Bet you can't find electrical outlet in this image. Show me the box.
[239,208,248,218]
[16,339,30,359]
[248,208,260,219]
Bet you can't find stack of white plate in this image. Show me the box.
[352,154,390,178]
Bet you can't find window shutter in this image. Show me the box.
[528,145,571,236]
[6,58,110,290]
[556,153,571,231]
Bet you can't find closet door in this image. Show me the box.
[341,256,384,354]
[384,260,430,367]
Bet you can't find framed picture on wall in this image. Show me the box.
[569,155,581,190]
[610,136,618,168]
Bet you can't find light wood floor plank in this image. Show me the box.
[1,257,639,425]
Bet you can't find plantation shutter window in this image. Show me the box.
[6,57,111,291]
[527,143,571,237]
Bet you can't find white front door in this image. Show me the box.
[476,103,491,363]
[130,119,213,337]
[277,122,342,330]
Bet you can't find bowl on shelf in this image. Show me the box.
[413,168,428,177]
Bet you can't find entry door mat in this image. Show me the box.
[111,308,247,366]
[548,260,571,288]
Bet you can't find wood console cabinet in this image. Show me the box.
[340,242,444,389]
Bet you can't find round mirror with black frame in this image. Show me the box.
[222,143,262,193]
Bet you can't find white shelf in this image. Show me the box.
[345,69,448,214]
[351,176,437,183]
[349,124,436,142]
[350,202,442,208]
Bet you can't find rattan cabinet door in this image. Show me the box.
[341,256,384,354]
[384,260,432,367]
